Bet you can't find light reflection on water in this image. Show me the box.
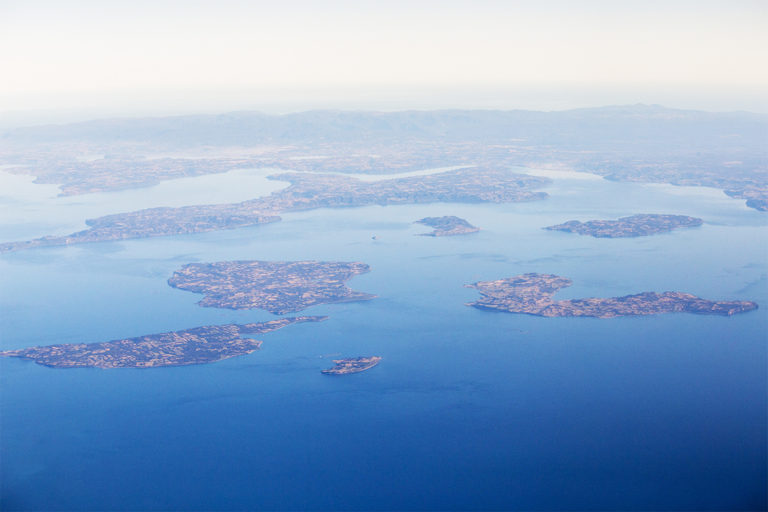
[0,165,766,510]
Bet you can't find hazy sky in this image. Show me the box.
[1,0,767,116]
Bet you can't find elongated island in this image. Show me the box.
[544,214,703,238]
[466,273,757,318]
[322,356,382,375]
[0,317,326,368]
[0,168,548,253]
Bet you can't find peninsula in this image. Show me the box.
[466,273,757,318]
[321,356,382,375]
[415,216,479,236]
[544,214,703,238]
[0,317,326,369]
[3,107,765,212]
[0,168,548,253]
[168,260,375,314]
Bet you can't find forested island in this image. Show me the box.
[466,273,757,318]
[0,317,326,368]
[544,214,703,237]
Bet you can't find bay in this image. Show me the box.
[1,169,765,510]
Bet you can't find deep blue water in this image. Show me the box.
[1,170,766,510]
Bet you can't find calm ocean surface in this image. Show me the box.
[1,168,766,510]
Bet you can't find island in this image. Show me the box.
[168,260,375,314]
[0,168,548,253]
[415,216,479,236]
[2,107,765,213]
[321,356,382,375]
[465,273,757,318]
[0,317,326,369]
[544,214,703,238]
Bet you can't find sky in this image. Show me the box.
[1,0,767,119]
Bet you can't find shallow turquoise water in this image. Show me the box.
[1,171,766,510]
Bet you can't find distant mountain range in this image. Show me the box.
[3,104,766,153]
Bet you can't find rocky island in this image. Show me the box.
[0,168,548,253]
[168,260,375,314]
[466,273,757,318]
[0,317,326,368]
[321,356,382,375]
[415,216,479,236]
[544,214,703,238]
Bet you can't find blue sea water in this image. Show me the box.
[1,169,766,510]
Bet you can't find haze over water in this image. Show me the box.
[1,169,765,510]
